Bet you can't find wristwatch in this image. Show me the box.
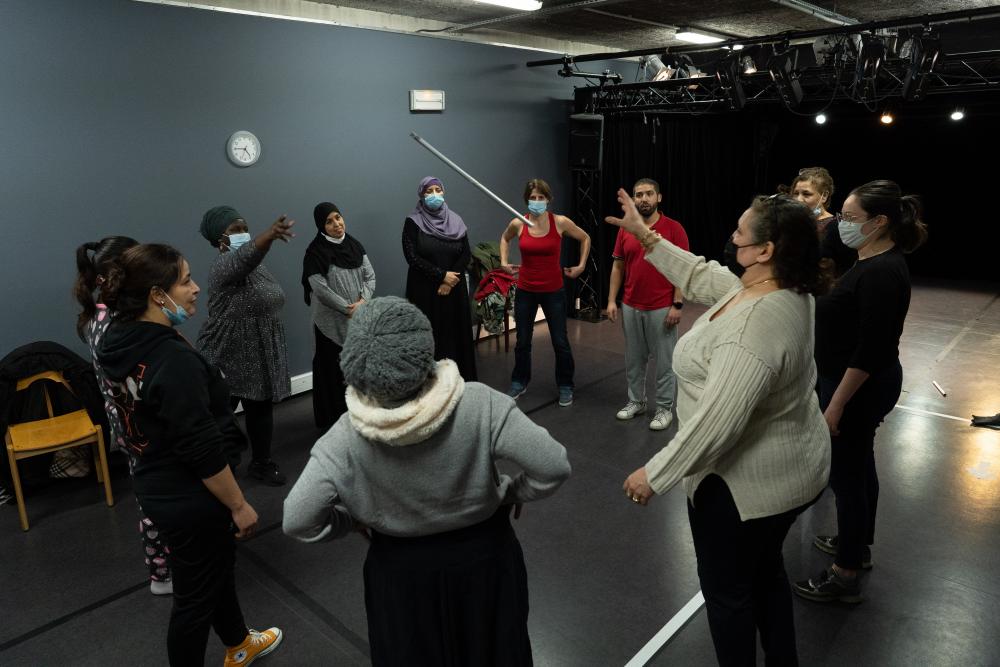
[672,301,684,309]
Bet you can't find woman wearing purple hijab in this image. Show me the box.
[402,177,477,381]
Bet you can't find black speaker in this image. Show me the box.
[569,113,604,171]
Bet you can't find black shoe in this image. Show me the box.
[249,460,286,486]
[793,568,863,604]
[813,535,873,569]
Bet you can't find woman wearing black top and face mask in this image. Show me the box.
[302,202,376,431]
[794,180,927,604]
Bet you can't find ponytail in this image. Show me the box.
[849,180,928,255]
[74,236,139,338]
[100,243,184,323]
[894,195,928,253]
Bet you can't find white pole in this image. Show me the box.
[410,132,534,227]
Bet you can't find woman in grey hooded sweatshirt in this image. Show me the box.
[283,296,570,666]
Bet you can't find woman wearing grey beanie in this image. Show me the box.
[283,296,571,666]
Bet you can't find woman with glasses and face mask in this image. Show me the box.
[606,190,831,667]
[794,180,927,605]
[196,206,295,486]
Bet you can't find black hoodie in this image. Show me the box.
[97,320,246,498]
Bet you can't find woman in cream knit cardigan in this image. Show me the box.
[607,189,830,666]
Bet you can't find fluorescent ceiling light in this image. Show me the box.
[473,0,543,10]
[675,30,723,44]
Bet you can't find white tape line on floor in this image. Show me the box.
[624,590,705,667]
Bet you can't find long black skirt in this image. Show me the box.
[363,506,532,667]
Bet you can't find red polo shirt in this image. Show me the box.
[612,213,689,310]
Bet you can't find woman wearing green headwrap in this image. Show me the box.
[196,205,295,486]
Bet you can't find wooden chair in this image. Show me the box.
[4,370,114,531]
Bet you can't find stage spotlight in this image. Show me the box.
[768,50,803,108]
[815,113,827,125]
[854,34,885,101]
[642,55,674,82]
[880,110,895,125]
[741,55,757,75]
[902,32,942,101]
[716,54,747,110]
[951,107,965,121]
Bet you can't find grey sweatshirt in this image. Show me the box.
[283,367,571,541]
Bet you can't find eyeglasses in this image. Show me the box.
[835,212,871,225]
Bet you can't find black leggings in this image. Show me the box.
[230,396,274,463]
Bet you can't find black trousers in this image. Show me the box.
[819,362,902,570]
[142,495,247,667]
[229,396,274,463]
[688,475,813,667]
[312,326,347,431]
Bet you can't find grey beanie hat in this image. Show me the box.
[340,296,435,402]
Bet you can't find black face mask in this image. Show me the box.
[723,239,755,278]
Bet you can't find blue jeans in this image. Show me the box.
[512,288,574,389]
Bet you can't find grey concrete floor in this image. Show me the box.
[1,278,998,666]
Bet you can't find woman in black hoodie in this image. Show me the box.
[97,244,282,667]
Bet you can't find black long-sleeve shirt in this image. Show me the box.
[815,248,911,379]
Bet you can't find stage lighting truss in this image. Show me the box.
[575,41,1000,115]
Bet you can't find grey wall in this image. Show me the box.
[0,0,577,376]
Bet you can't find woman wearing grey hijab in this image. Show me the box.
[402,176,478,382]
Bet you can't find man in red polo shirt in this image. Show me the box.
[606,178,689,430]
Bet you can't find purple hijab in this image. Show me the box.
[407,176,468,240]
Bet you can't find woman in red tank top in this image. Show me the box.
[499,178,591,407]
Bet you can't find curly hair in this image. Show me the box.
[74,236,139,338]
[748,195,830,296]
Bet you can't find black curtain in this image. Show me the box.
[578,113,780,307]
[573,94,1000,300]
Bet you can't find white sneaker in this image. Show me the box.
[649,409,674,431]
[616,401,646,421]
[150,579,173,596]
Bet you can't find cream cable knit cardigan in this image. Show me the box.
[642,241,830,520]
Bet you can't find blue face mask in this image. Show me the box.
[837,218,876,249]
[528,200,547,216]
[424,194,445,211]
[160,293,189,326]
[226,232,252,250]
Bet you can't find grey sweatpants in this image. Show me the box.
[622,303,678,411]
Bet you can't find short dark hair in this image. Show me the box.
[849,180,927,253]
[523,178,552,204]
[633,178,660,194]
[100,244,185,322]
[748,195,830,296]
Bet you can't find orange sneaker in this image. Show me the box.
[224,627,283,666]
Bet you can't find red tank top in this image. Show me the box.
[517,212,564,293]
